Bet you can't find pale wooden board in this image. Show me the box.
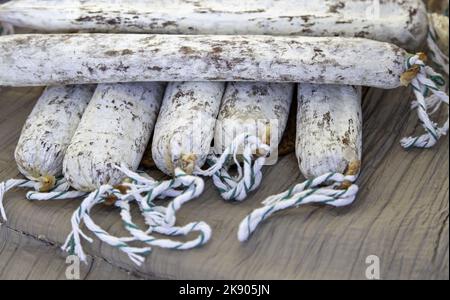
[0,85,448,280]
[0,226,143,280]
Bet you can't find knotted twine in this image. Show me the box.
[238,162,360,241]
[400,53,449,149]
[0,176,86,223]
[63,160,211,266]
[195,133,271,202]
[116,165,211,251]
[62,185,152,266]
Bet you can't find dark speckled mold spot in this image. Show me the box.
[121,49,134,55]
[105,50,119,56]
[328,1,345,13]
[180,46,195,55]
[212,46,223,54]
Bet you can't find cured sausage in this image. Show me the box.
[0,0,427,50]
[89,82,223,261]
[152,81,224,176]
[0,34,407,88]
[63,82,164,192]
[215,82,293,155]
[0,85,94,221]
[61,82,164,264]
[202,82,293,201]
[296,84,362,178]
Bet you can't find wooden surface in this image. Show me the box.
[0,85,448,280]
[0,226,141,280]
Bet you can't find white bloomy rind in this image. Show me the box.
[152,82,224,176]
[15,85,95,180]
[0,34,407,88]
[214,82,294,155]
[296,84,362,178]
[64,83,164,192]
[0,0,427,50]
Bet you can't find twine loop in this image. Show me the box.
[400,54,449,149]
[238,171,359,242]
[0,176,84,223]
[196,133,271,201]
[63,163,210,266]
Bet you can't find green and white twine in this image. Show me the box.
[63,164,210,266]
[0,179,34,222]
[0,177,85,223]
[62,184,152,266]
[400,54,449,149]
[196,133,270,202]
[117,164,211,250]
[238,172,359,242]
[118,200,211,251]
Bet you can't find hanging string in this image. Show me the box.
[116,164,211,250]
[63,163,211,266]
[196,133,270,201]
[238,161,360,242]
[62,185,152,266]
[0,177,80,223]
[400,53,449,149]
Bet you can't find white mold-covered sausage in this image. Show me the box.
[0,85,94,222]
[63,82,164,192]
[202,82,293,201]
[214,82,294,156]
[149,82,224,229]
[0,36,446,150]
[0,34,407,88]
[87,82,221,261]
[237,85,363,241]
[238,70,448,241]
[237,83,363,241]
[152,82,225,176]
[63,83,214,265]
[0,0,427,50]
[296,84,362,179]
[16,85,95,181]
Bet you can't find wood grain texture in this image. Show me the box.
[0,86,448,280]
[0,226,142,280]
